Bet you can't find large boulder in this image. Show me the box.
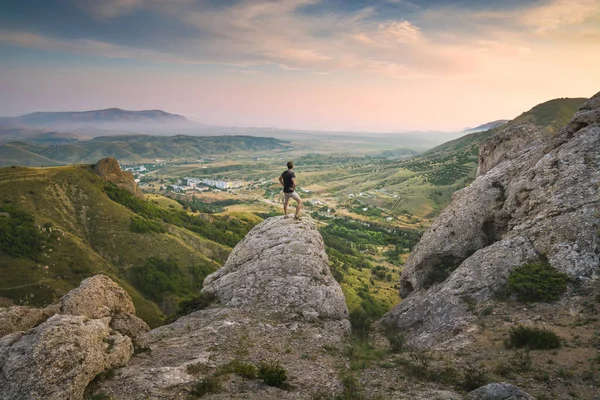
[466,382,534,400]
[0,275,147,399]
[202,216,349,321]
[93,157,144,199]
[60,275,136,319]
[384,91,600,348]
[89,217,351,399]
[0,315,132,400]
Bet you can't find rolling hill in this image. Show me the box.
[0,161,260,326]
[0,108,188,126]
[0,135,291,166]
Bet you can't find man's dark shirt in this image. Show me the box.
[281,169,295,193]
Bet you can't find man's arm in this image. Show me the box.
[291,177,297,190]
[278,175,284,186]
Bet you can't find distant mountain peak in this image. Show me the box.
[5,108,188,126]
[462,119,510,134]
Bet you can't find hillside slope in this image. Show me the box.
[0,135,291,166]
[0,162,257,326]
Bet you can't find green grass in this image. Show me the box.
[0,164,253,326]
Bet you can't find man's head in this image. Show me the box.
[287,161,294,169]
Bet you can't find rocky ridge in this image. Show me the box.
[0,216,542,399]
[383,91,600,348]
[93,157,144,199]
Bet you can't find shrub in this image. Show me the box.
[344,339,386,371]
[216,359,257,379]
[190,376,221,397]
[172,292,216,319]
[0,207,45,260]
[349,309,372,338]
[460,363,488,391]
[508,262,567,302]
[507,325,561,349]
[130,216,165,234]
[338,373,364,400]
[381,323,406,353]
[258,361,287,387]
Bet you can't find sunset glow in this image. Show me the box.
[1,0,599,131]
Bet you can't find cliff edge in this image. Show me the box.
[383,91,600,348]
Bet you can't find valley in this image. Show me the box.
[0,97,588,329]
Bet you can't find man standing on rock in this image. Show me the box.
[279,161,303,219]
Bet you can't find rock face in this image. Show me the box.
[0,275,147,400]
[384,91,600,348]
[202,216,349,321]
[93,157,144,199]
[466,383,534,400]
[0,304,59,338]
[89,216,351,399]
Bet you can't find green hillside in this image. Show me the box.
[0,143,65,167]
[0,135,291,166]
[0,165,257,326]
[510,97,587,134]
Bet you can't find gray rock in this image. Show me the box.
[110,312,150,338]
[0,212,9,218]
[0,304,59,338]
[202,216,349,321]
[386,91,600,348]
[60,275,136,319]
[89,217,351,399]
[0,314,133,400]
[466,382,534,400]
[401,390,464,400]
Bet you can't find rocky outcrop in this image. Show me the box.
[384,91,600,348]
[0,315,132,400]
[0,275,147,400]
[89,216,351,399]
[93,157,144,199]
[0,304,59,338]
[60,275,136,318]
[202,216,349,321]
[466,383,534,400]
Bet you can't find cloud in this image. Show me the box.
[3,0,600,81]
[74,0,146,18]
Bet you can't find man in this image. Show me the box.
[278,161,303,219]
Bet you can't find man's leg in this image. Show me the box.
[294,195,303,219]
[283,196,290,217]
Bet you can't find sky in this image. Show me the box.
[0,0,599,132]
